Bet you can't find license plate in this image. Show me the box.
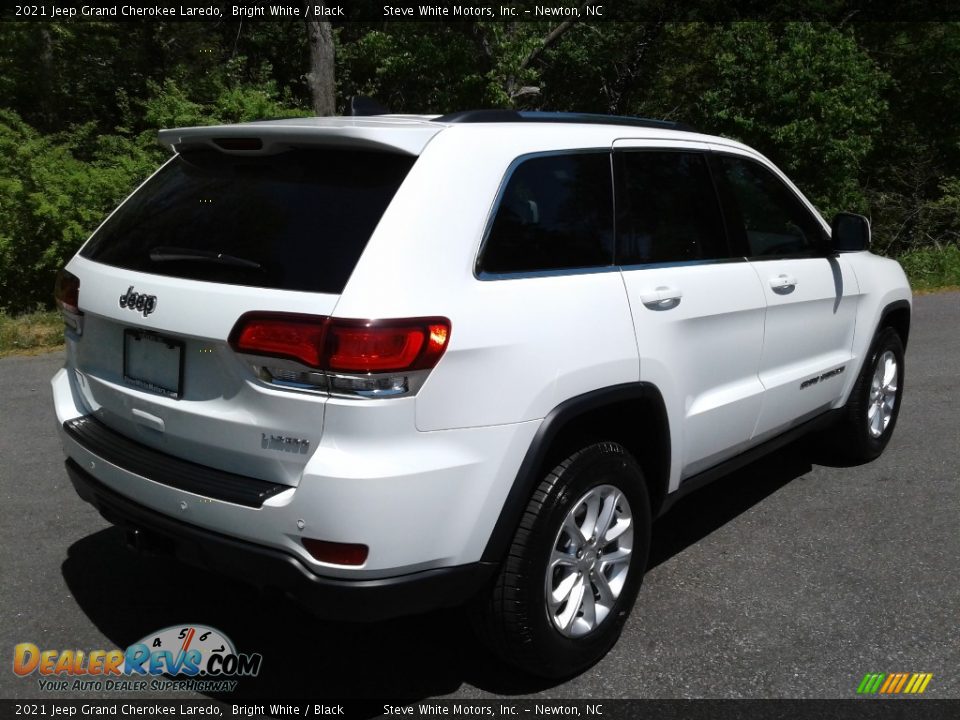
[123,329,184,399]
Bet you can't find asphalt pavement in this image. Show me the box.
[1,292,957,703]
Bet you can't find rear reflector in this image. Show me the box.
[229,313,451,373]
[54,268,83,332]
[302,538,369,566]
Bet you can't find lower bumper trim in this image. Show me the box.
[63,415,287,508]
[66,459,496,622]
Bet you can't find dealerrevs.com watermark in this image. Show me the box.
[13,624,261,694]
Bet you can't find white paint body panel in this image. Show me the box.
[53,115,912,585]
[620,262,767,484]
[749,255,861,439]
[835,252,912,404]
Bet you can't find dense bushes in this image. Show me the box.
[0,21,958,312]
[0,111,161,311]
[0,59,309,312]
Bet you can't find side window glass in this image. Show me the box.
[616,151,728,264]
[715,155,824,257]
[479,153,614,274]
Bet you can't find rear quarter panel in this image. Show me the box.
[334,125,641,431]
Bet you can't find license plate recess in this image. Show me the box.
[123,329,184,399]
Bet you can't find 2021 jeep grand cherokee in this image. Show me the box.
[52,110,911,677]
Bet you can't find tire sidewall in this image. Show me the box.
[522,445,651,677]
[855,328,905,457]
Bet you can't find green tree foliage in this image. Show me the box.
[337,24,490,111]
[0,20,958,311]
[0,110,160,311]
[336,22,576,111]
[0,23,311,311]
[142,63,309,130]
[631,23,888,217]
[856,23,960,255]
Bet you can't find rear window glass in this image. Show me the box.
[80,149,415,293]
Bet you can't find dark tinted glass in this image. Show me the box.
[616,151,728,264]
[479,153,614,274]
[81,149,415,293]
[714,155,824,257]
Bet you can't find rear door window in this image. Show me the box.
[80,149,415,294]
[615,151,730,264]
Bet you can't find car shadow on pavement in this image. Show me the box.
[61,439,814,705]
[61,529,556,703]
[648,438,814,570]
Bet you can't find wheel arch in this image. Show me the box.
[879,299,911,350]
[481,383,670,563]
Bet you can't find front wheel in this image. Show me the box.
[834,327,905,462]
[473,442,651,678]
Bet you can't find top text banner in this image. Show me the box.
[4,0,960,22]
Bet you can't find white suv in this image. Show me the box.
[52,110,911,677]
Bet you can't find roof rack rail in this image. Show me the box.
[433,110,695,133]
[433,110,524,123]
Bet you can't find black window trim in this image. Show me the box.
[474,146,833,281]
[474,148,618,281]
[616,256,749,272]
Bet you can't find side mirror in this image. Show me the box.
[831,212,871,252]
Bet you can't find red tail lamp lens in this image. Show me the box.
[327,320,450,372]
[328,325,424,372]
[230,314,451,373]
[54,269,80,313]
[229,314,327,368]
[302,538,369,566]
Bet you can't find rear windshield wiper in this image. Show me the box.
[149,247,262,269]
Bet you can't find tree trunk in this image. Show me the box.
[38,26,56,131]
[303,16,335,115]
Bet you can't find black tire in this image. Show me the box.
[834,327,905,462]
[473,442,651,679]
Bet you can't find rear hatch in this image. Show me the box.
[64,124,431,486]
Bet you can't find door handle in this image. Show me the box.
[640,286,683,309]
[769,273,798,290]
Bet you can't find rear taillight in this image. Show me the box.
[327,319,450,373]
[229,313,451,398]
[54,269,82,332]
[230,314,326,368]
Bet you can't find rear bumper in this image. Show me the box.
[67,459,496,621]
[53,366,539,575]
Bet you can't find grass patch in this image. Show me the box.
[899,245,960,292]
[0,309,64,358]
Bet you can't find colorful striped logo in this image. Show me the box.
[857,673,933,694]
